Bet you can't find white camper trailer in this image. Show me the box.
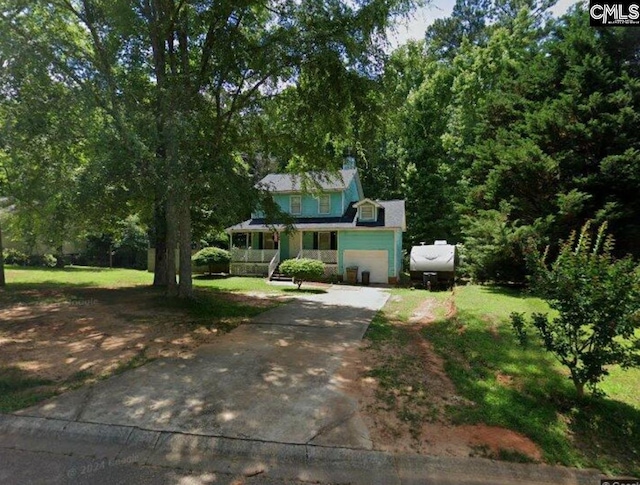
[409,240,457,288]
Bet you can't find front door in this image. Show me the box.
[289,231,301,259]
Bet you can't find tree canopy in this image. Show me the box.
[1,0,638,287]
[357,2,640,282]
[0,0,418,294]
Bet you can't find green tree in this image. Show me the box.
[511,222,640,398]
[0,0,417,298]
[279,258,325,289]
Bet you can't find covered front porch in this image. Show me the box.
[229,230,338,278]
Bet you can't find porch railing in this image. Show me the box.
[231,248,278,263]
[268,251,280,280]
[300,249,338,264]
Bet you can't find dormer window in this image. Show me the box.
[359,204,375,221]
[354,198,381,222]
[318,194,330,214]
[290,195,301,215]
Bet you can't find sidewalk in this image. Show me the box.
[0,414,604,485]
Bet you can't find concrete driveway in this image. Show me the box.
[17,286,389,449]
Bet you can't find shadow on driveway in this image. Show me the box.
[17,287,389,450]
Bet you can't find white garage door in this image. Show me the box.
[343,250,388,284]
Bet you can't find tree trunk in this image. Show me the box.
[153,196,169,287]
[56,245,65,268]
[0,222,5,287]
[178,191,193,298]
[572,377,585,399]
[165,190,178,295]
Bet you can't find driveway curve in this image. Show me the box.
[18,286,389,449]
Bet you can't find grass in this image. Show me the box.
[364,284,640,475]
[0,367,57,413]
[366,287,448,344]
[420,285,640,475]
[363,288,450,435]
[3,265,154,287]
[4,265,287,293]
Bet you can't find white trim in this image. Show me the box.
[359,204,376,221]
[393,230,397,276]
[290,195,302,215]
[353,198,383,208]
[318,194,331,215]
[289,194,302,216]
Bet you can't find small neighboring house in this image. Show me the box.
[225,165,406,284]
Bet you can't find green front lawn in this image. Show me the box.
[3,265,285,292]
[366,284,640,476]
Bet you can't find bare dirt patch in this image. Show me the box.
[0,287,281,386]
[337,295,542,462]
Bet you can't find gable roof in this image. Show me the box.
[378,200,406,230]
[353,198,383,209]
[257,169,359,193]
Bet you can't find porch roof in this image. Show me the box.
[226,200,405,233]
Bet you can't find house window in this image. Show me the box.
[318,232,331,250]
[318,194,330,214]
[360,204,375,220]
[313,232,337,250]
[264,232,278,250]
[290,195,302,215]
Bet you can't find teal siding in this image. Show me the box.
[268,192,343,218]
[251,233,260,249]
[342,179,360,212]
[279,234,289,260]
[338,230,396,277]
[395,229,403,276]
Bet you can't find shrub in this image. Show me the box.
[192,247,231,275]
[2,248,28,266]
[279,258,325,289]
[26,254,57,267]
[510,222,640,399]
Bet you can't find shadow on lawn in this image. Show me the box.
[5,265,118,273]
[470,284,531,298]
[422,309,640,475]
[569,398,640,476]
[281,288,327,294]
[0,284,279,327]
[193,274,230,280]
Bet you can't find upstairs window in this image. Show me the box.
[290,195,302,215]
[318,194,330,214]
[360,204,375,220]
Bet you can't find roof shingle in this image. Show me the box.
[226,199,405,232]
[256,169,358,192]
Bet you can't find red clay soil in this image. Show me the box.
[0,288,280,385]
[337,295,543,462]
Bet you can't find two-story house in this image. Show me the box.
[225,166,405,284]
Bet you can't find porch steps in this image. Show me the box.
[269,272,294,282]
[269,263,294,283]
